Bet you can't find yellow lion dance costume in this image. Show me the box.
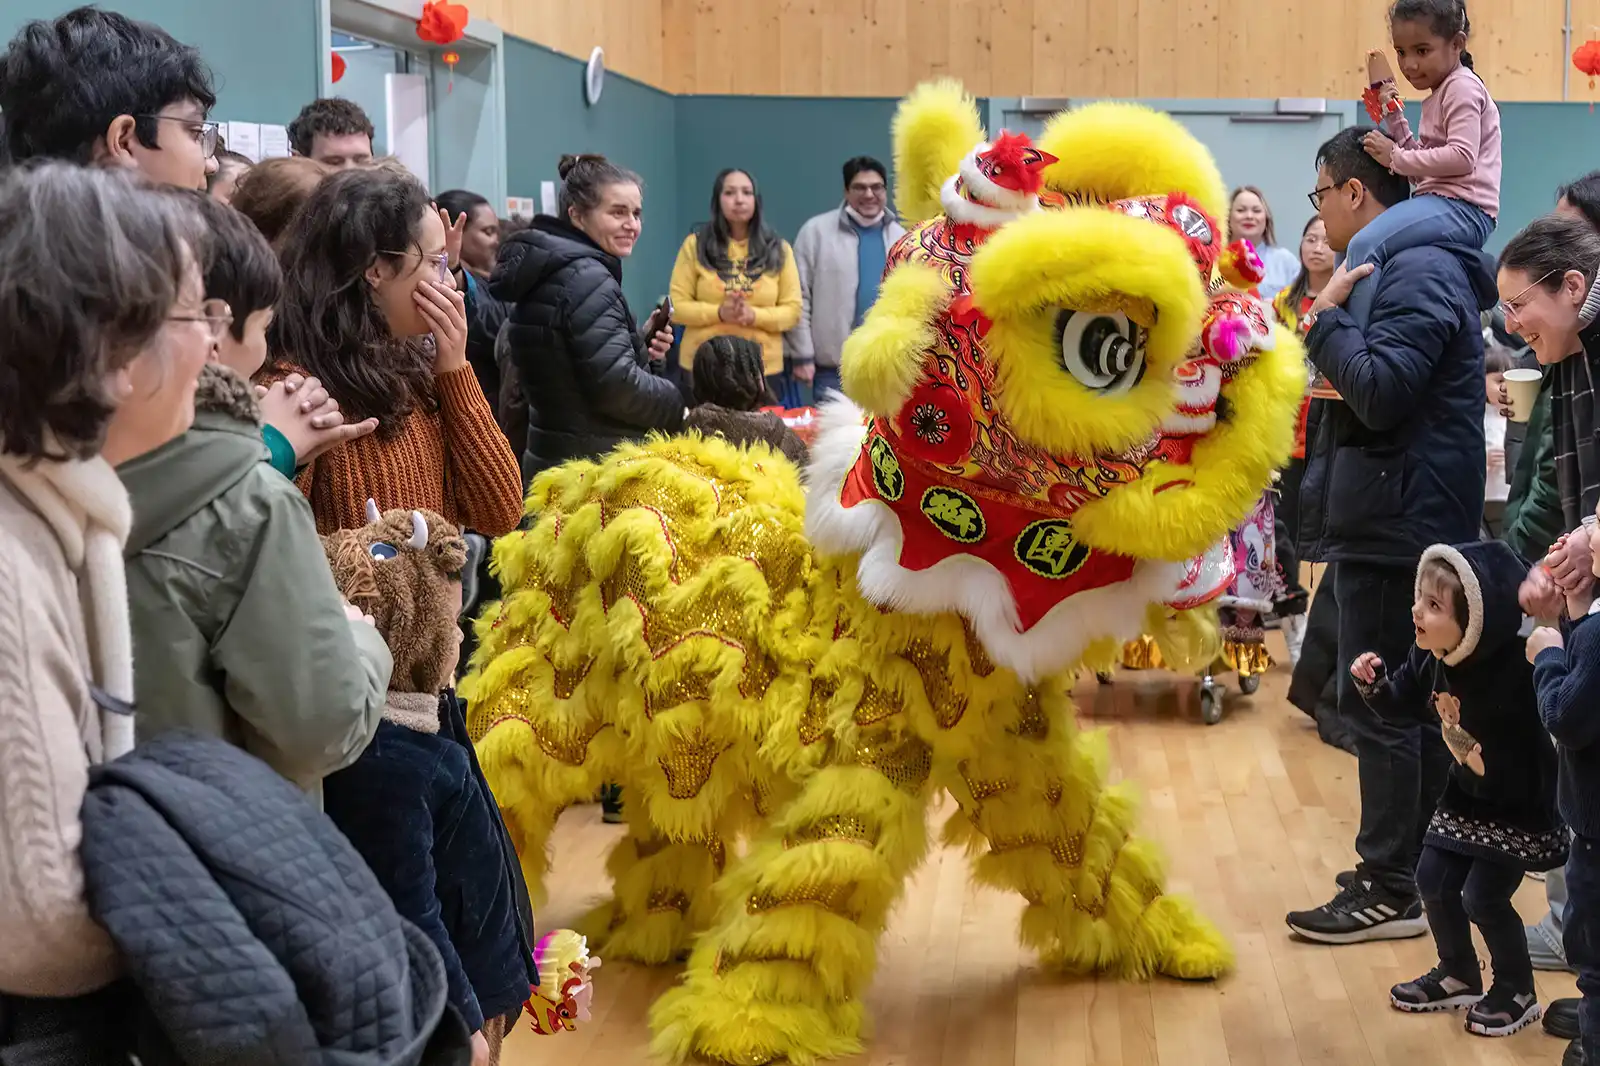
[462,82,1305,1065]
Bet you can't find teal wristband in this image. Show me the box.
[261,423,297,479]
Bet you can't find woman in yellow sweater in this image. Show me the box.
[670,168,801,389]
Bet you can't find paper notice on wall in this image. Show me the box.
[223,121,261,162]
[540,181,557,216]
[258,125,290,159]
[504,196,536,218]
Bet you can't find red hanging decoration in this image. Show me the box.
[331,52,347,84]
[442,50,460,93]
[416,1,469,47]
[1574,38,1600,112]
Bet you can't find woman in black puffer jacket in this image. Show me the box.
[491,154,683,483]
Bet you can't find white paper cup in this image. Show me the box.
[1503,367,1543,423]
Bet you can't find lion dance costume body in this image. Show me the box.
[462,83,1305,1065]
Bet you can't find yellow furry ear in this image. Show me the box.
[892,80,985,225]
[1035,103,1228,223]
[840,260,948,417]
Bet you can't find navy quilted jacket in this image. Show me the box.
[79,730,469,1065]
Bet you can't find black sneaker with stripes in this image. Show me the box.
[1285,877,1429,944]
[1390,966,1484,1013]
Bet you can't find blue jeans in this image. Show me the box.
[1567,835,1600,1060]
[1344,194,1495,328]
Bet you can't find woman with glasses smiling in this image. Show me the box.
[261,166,522,538]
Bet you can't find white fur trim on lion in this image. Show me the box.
[409,510,429,550]
[939,176,1033,230]
[957,143,1039,210]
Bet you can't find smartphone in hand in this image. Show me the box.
[644,295,674,342]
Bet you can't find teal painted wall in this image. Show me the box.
[1492,103,1600,250]
[0,0,319,125]
[502,37,678,313]
[672,95,902,252]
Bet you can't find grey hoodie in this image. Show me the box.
[118,364,392,800]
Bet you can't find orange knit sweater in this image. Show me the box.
[275,363,524,536]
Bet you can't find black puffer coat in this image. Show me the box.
[491,217,684,482]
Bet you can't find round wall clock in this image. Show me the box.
[585,46,605,106]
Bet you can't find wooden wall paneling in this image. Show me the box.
[904,0,953,85]
[497,0,1598,101]
[1139,0,1220,98]
[1029,0,1085,97]
[743,0,781,94]
[777,0,822,97]
[868,0,911,99]
[818,0,865,99]
[987,0,1037,96]
[1082,0,1140,97]
[661,0,692,92]
[500,0,664,87]
[940,0,992,92]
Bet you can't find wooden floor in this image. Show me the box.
[504,633,1576,1065]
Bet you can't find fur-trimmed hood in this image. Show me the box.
[120,363,268,555]
[1418,540,1529,667]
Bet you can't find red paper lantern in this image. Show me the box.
[331,52,347,83]
[416,1,469,47]
[441,50,461,93]
[1575,39,1600,89]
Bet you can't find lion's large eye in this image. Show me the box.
[1056,309,1145,394]
[369,542,398,560]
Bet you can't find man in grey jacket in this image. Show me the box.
[788,156,907,401]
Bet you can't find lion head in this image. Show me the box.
[806,81,1305,680]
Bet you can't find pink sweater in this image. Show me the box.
[1381,65,1501,218]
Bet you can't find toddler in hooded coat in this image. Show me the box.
[1350,540,1563,1036]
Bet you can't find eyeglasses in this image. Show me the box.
[849,182,886,196]
[169,298,233,339]
[1307,183,1342,210]
[1500,268,1561,319]
[380,249,451,284]
[136,115,221,159]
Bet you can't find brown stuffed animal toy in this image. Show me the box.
[323,500,467,696]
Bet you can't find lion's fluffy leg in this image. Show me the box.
[648,740,933,1066]
[945,677,1233,981]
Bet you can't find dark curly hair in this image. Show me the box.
[287,97,374,157]
[692,334,775,410]
[0,5,216,165]
[0,163,198,460]
[266,166,437,433]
